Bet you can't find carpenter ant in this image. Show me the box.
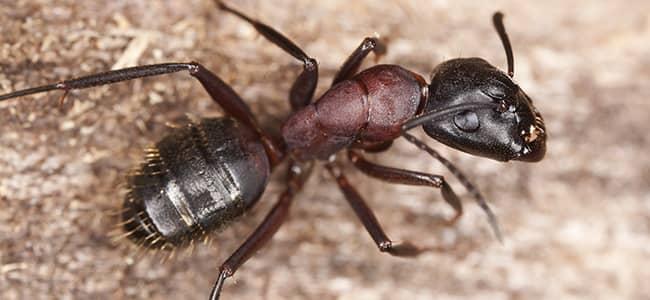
[0,2,546,299]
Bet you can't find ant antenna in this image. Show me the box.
[401,132,503,243]
[492,12,514,77]
[401,102,498,132]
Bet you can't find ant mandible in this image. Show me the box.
[0,2,546,299]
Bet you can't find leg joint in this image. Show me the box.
[361,37,378,50]
[187,62,201,74]
[430,175,444,188]
[219,266,234,278]
[378,240,393,253]
[303,57,318,71]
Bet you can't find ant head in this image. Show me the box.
[402,13,545,162]
[423,58,545,162]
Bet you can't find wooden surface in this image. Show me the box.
[1,1,649,299]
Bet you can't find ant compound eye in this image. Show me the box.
[454,110,480,132]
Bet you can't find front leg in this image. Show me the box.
[402,132,502,242]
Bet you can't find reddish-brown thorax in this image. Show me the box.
[282,64,427,161]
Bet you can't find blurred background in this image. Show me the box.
[1,0,649,299]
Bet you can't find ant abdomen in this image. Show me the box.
[121,117,270,249]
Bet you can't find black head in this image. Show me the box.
[403,13,545,162]
[422,58,545,162]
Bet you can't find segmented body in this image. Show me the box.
[120,65,427,248]
[121,117,270,249]
[282,65,428,160]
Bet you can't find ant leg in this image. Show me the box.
[188,63,284,165]
[209,162,311,300]
[0,63,193,102]
[332,37,387,86]
[347,150,462,225]
[401,132,503,242]
[0,62,284,165]
[217,1,318,110]
[353,140,393,153]
[325,163,423,257]
[209,189,293,300]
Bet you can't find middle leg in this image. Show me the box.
[325,163,423,257]
[347,150,463,225]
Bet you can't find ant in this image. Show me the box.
[0,2,546,299]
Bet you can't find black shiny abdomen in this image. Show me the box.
[122,117,270,249]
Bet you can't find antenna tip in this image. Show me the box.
[489,215,504,244]
[482,203,504,243]
[491,10,515,78]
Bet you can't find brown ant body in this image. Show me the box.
[0,2,546,299]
